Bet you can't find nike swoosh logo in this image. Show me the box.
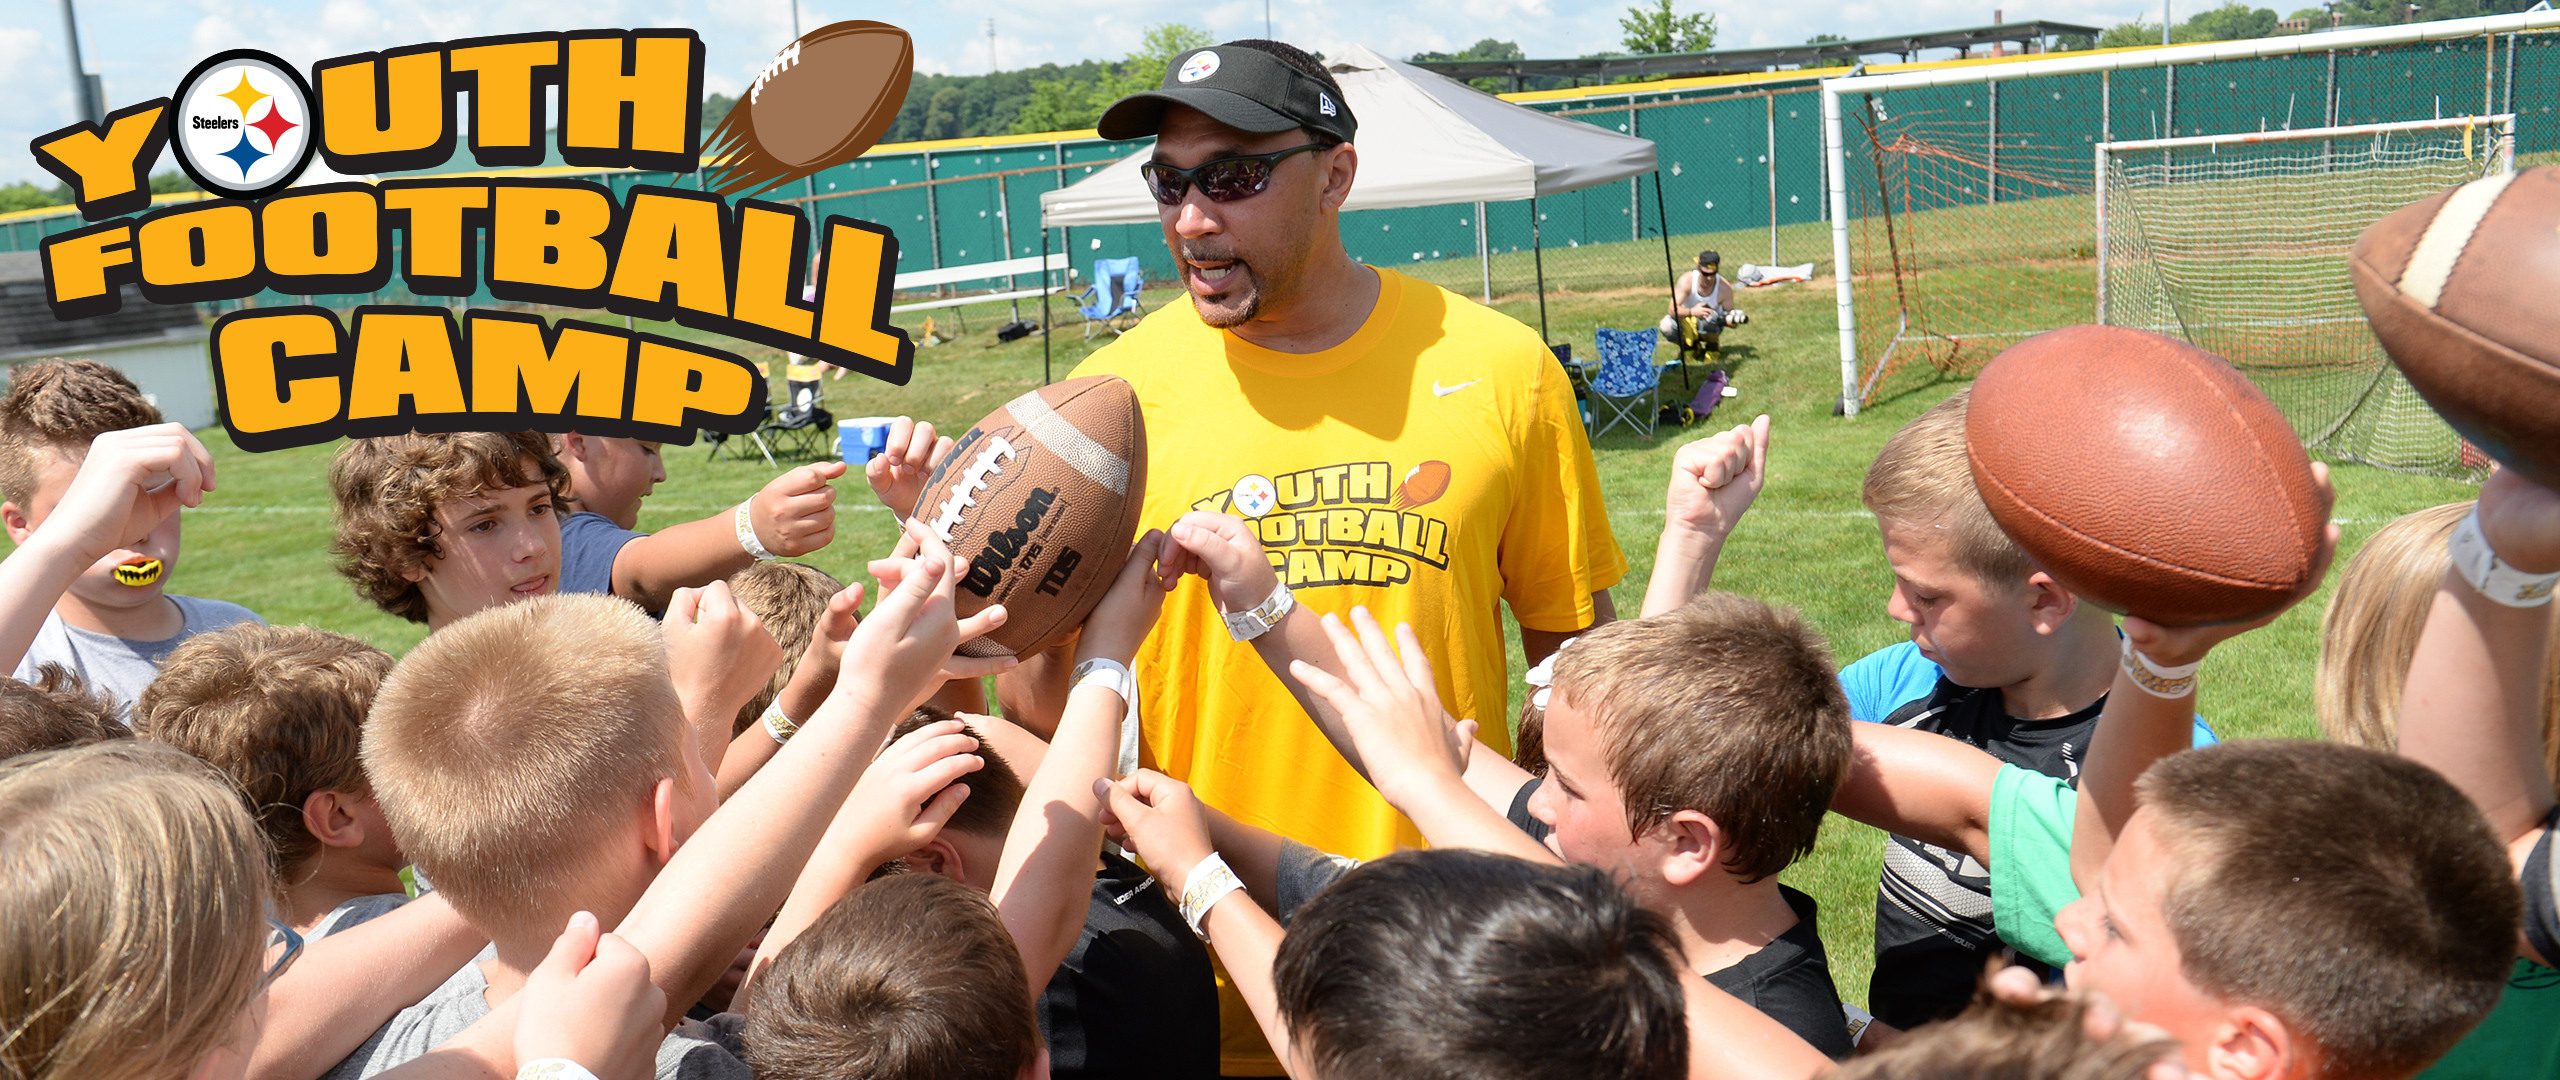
[1432,380,1481,397]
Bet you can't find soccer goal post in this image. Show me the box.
[1818,8,2560,426]
[2092,115,2513,475]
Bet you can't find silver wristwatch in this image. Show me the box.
[1222,581,1295,642]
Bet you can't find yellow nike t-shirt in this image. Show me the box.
[1073,265,1623,857]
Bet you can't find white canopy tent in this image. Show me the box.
[1039,44,1659,225]
[1036,44,1665,356]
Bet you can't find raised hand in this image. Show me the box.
[838,516,980,717]
[664,580,785,754]
[1287,607,1473,811]
[27,423,216,564]
[2477,467,2560,575]
[514,911,666,1080]
[862,417,953,520]
[1074,530,1169,668]
[1161,511,1279,613]
[747,461,845,558]
[1663,414,1769,546]
[1094,769,1218,891]
[841,717,984,860]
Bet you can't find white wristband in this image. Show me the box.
[1072,656,1143,778]
[517,1061,602,1080]
[2121,637,2201,699]
[1222,580,1294,641]
[1178,854,1247,941]
[735,501,776,560]
[761,700,801,744]
[2451,506,2559,607]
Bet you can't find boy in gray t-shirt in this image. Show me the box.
[0,360,261,711]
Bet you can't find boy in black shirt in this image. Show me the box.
[880,707,1218,1080]
[1155,503,1858,1056]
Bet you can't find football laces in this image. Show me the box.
[927,436,1018,542]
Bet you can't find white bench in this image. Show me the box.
[887,253,1071,315]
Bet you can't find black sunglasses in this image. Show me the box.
[1141,143,1329,206]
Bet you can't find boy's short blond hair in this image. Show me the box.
[329,432,568,623]
[362,593,689,933]
[1861,388,2034,588]
[0,664,128,761]
[137,624,394,877]
[1550,592,1852,882]
[0,358,163,507]
[726,561,846,735]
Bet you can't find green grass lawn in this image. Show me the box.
[0,229,2478,1009]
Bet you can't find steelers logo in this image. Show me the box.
[169,49,315,200]
[1231,474,1276,518]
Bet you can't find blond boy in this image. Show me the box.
[325,529,983,1080]
[1,360,259,707]
[137,623,406,937]
[1844,389,2213,1027]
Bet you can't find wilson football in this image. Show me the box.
[705,21,913,196]
[1965,326,2328,626]
[913,375,1147,657]
[2349,166,2560,489]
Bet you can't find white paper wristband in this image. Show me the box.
[2451,506,2559,608]
[517,1060,602,1080]
[735,501,776,560]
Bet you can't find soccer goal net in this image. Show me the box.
[1819,10,2560,479]
[2097,116,2512,475]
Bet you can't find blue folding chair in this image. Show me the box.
[1589,328,1663,439]
[1073,257,1147,339]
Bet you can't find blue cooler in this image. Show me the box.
[839,417,895,465]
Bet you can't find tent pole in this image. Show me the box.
[1041,224,1052,384]
[1531,196,1549,345]
[1655,173,1674,303]
[1476,200,1490,303]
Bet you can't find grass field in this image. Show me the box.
[0,215,2479,1008]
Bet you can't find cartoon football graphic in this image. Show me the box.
[705,21,913,197]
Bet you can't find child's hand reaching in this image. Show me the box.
[835,517,975,715]
[1161,512,1279,615]
[1286,607,1476,812]
[29,423,216,565]
[862,417,953,520]
[2478,467,2560,574]
[515,911,666,1080]
[1095,769,1218,893]
[664,581,785,743]
[1074,530,1169,668]
[745,461,845,559]
[1663,413,1769,546]
[840,717,984,864]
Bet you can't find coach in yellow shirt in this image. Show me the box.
[1014,39,1625,1072]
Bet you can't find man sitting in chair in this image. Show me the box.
[1660,248,1748,361]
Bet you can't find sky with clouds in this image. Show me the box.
[2,0,2168,187]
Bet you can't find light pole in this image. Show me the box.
[58,0,102,127]
[2162,0,2173,44]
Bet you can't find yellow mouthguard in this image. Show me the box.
[112,559,164,587]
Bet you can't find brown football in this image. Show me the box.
[2349,166,2560,489]
[912,375,1148,657]
[705,21,913,196]
[1965,326,2328,626]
